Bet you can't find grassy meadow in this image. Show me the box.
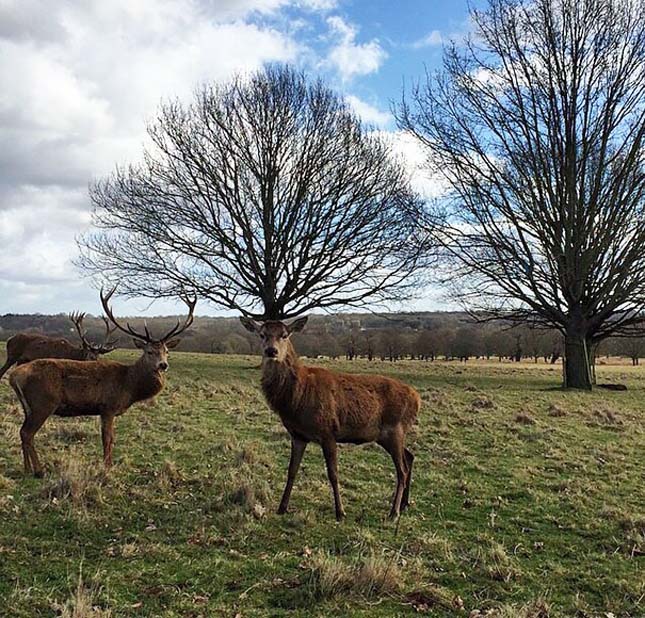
[0,345,643,617]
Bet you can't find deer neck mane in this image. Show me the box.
[260,340,304,413]
[126,355,165,405]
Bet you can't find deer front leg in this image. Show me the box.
[321,439,345,521]
[277,436,307,514]
[101,415,116,468]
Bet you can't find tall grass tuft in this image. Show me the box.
[55,571,112,618]
[305,549,401,600]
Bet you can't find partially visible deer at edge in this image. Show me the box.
[240,316,421,520]
[9,289,195,477]
[0,312,118,380]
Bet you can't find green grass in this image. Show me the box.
[0,347,643,617]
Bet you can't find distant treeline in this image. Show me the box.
[0,312,642,364]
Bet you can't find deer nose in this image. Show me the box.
[265,347,278,358]
[158,361,169,372]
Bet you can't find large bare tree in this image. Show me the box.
[78,65,423,320]
[397,0,645,389]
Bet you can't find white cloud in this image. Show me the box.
[298,0,337,9]
[345,95,391,127]
[412,29,443,48]
[326,15,387,81]
[0,0,310,313]
[0,190,90,285]
[0,0,416,315]
[376,130,449,200]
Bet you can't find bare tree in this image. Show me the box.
[79,65,423,320]
[452,325,481,361]
[398,0,645,389]
[617,336,645,365]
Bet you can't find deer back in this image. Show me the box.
[8,333,86,364]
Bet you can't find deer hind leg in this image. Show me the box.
[321,439,345,521]
[13,380,54,477]
[19,412,50,478]
[278,436,307,514]
[101,415,116,469]
[401,448,415,511]
[379,427,409,519]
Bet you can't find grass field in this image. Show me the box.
[0,346,643,617]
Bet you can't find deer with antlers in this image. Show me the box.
[240,317,421,520]
[9,289,195,477]
[0,313,119,380]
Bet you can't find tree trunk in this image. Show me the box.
[564,332,593,390]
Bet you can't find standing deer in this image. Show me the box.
[0,313,118,380]
[240,317,421,520]
[9,289,195,477]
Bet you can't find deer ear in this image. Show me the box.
[239,317,260,333]
[165,338,180,349]
[287,316,308,334]
[133,338,146,349]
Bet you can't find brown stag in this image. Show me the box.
[240,317,421,520]
[9,289,195,477]
[0,313,118,380]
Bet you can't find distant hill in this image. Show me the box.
[0,310,472,356]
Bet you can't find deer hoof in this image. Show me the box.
[277,505,289,515]
[34,470,44,479]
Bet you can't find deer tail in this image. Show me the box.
[10,373,32,418]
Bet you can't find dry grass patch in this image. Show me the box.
[471,396,495,411]
[515,412,537,425]
[53,572,112,618]
[305,549,402,600]
[0,472,15,491]
[591,407,623,426]
[547,403,566,417]
[236,441,272,467]
[211,466,272,520]
[42,455,107,510]
[602,507,645,556]
[53,420,94,444]
[470,597,550,617]
[472,538,521,583]
[157,459,183,487]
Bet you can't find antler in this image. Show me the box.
[158,294,197,342]
[69,311,91,347]
[100,287,196,343]
[98,316,120,351]
[100,287,151,342]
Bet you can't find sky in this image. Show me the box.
[0,0,474,317]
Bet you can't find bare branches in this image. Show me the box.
[78,65,425,320]
[398,0,645,338]
[397,0,645,387]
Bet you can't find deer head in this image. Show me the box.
[240,317,308,362]
[100,288,196,373]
